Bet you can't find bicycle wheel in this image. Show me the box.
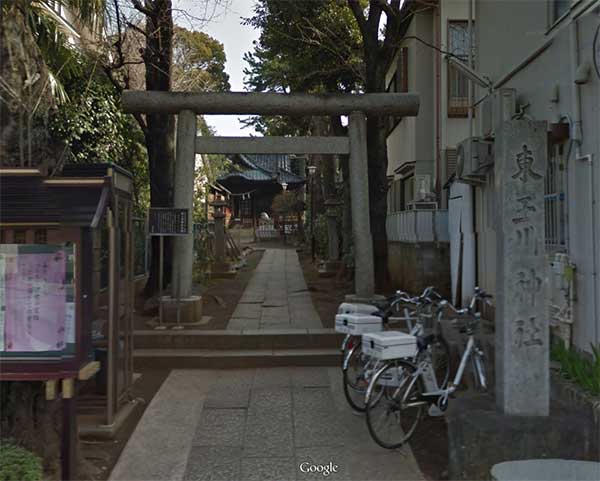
[471,348,487,392]
[365,360,424,449]
[430,335,451,389]
[342,343,370,412]
[340,334,353,368]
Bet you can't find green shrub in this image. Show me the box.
[551,342,600,397]
[193,228,213,285]
[0,440,42,481]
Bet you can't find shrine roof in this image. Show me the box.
[217,154,305,188]
[0,166,115,226]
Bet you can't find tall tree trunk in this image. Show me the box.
[330,116,352,265]
[0,382,64,479]
[142,0,176,297]
[314,117,335,201]
[364,53,390,289]
[309,117,327,216]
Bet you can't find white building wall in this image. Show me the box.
[387,118,416,175]
[386,19,419,179]
[474,0,600,353]
[386,2,473,190]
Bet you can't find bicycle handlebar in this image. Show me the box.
[436,286,493,332]
[377,286,444,321]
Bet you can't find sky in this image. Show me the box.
[175,0,260,136]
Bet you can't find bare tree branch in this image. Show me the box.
[126,21,149,38]
[131,0,157,19]
[376,0,399,19]
[366,1,383,33]
[346,0,368,39]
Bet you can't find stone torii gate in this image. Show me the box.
[122,91,420,303]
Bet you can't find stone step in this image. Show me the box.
[133,348,341,369]
[134,328,344,350]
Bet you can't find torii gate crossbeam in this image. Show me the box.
[122,91,420,303]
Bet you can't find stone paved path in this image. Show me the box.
[227,249,322,330]
[110,367,425,481]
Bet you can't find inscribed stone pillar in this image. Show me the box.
[348,111,375,298]
[214,213,225,263]
[324,199,341,261]
[495,119,549,416]
[172,110,196,299]
[211,200,228,264]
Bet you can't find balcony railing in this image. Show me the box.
[386,209,449,243]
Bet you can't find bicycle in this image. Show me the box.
[340,287,450,413]
[364,287,491,449]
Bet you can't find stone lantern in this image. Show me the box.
[319,198,342,277]
[210,198,236,278]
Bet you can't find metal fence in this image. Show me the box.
[544,144,567,253]
[133,217,148,276]
[386,210,449,243]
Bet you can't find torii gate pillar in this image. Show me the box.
[122,91,420,302]
[172,110,196,299]
[347,112,375,298]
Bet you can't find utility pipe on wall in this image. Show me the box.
[570,18,599,347]
[435,4,441,202]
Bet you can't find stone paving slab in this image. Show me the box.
[252,367,292,388]
[231,303,263,320]
[227,318,260,330]
[227,249,323,330]
[184,447,242,481]
[243,415,294,457]
[109,370,217,481]
[192,409,246,447]
[111,367,425,481]
[241,457,296,481]
[248,387,293,416]
[291,367,331,388]
[296,447,350,481]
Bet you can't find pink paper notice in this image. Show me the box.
[4,252,67,352]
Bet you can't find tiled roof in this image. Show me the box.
[277,169,305,185]
[218,169,274,183]
[217,153,305,186]
[0,177,106,226]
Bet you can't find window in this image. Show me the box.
[448,21,474,117]
[387,176,416,213]
[396,47,409,93]
[14,230,27,244]
[34,229,47,244]
[387,179,403,213]
[403,175,415,209]
[545,144,567,252]
[445,148,458,182]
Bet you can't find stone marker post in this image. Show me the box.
[211,199,227,265]
[495,119,549,416]
[348,111,375,299]
[325,199,341,261]
[172,110,196,299]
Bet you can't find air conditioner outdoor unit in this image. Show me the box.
[455,137,494,184]
[479,88,517,139]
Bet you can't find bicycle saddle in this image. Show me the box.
[371,309,389,320]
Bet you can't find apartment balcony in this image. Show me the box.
[386,209,449,243]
